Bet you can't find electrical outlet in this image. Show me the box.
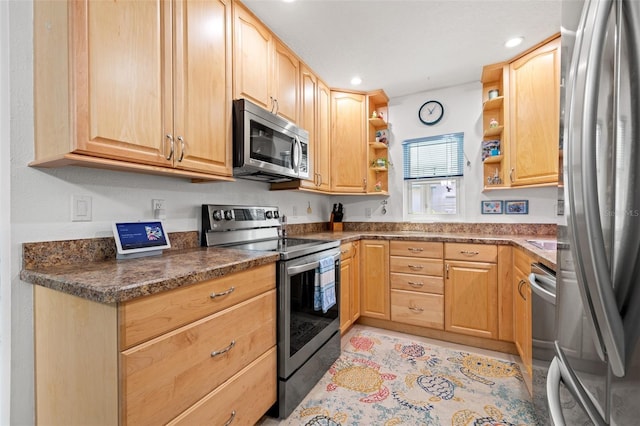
[365,207,372,218]
[71,195,92,222]
[292,205,298,216]
[152,199,166,219]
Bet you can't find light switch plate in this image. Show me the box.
[71,195,92,222]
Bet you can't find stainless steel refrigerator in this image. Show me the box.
[547,0,640,424]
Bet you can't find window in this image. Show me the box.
[403,132,464,217]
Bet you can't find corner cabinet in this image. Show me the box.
[331,91,368,193]
[33,0,233,181]
[233,2,299,124]
[34,264,277,425]
[509,36,560,187]
[480,34,560,190]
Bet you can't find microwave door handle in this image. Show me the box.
[292,136,300,173]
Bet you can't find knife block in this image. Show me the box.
[330,222,343,232]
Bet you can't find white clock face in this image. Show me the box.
[419,100,444,126]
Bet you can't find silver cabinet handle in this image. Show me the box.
[177,136,185,162]
[565,0,624,377]
[211,340,236,357]
[362,178,367,190]
[408,281,424,288]
[223,410,236,426]
[445,263,449,279]
[407,264,424,270]
[509,167,514,182]
[408,306,424,313]
[210,287,235,299]
[165,134,174,160]
[318,173,323,187]
[408,247,424,252]
[459,250,479,256]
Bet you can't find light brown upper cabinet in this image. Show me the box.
[330,91,368,193]
[233,2,299,124]
[33,0,233,180]
[509,36,560,186]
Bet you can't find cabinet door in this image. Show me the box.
[340,255,353,334]
[173,0,232,176]
[316,80,332,191]
[233,2,272,109]
[509,37,560,186]
[273,40,299,124]
[514,268,533,376]
[360,240,389,319]
[300,65,318,189]
[73,0,172,166]
[445,260,498,339]
[351,241,361,324]
[331,91,367,193]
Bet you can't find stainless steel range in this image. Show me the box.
[201,204,341,418]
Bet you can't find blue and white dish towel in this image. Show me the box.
[314,256,336,313]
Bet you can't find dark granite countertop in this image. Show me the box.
[20,229,556,305]
[20,247,279,304]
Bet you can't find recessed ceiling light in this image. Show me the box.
[351,76,362,85]
[505,37,524,48]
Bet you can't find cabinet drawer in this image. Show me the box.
[121,290,276,426]
[168,347,277,426]
[391,290,444,329]
[119,263,275,349]
[445,243,497,263]
[340,242,356,260]
[390,256,443,276]
[390,241,443,258]
[513,247,532,276]
[390,272,443,294]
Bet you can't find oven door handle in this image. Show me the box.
[287,252,339,275]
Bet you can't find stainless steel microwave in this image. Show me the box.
[233,99,310,183]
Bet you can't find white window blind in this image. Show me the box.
[402,132,464,179]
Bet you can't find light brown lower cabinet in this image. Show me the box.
[359,239,390,319]
[445,243,499,339]
[34,264,277,426]
[340,241,360,334]
[513,247,533,376]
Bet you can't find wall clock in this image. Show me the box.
[418,100,444,126]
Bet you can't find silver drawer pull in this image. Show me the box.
[408,306,424,313]
[408,281,424,288]
[408,247,424,252]
[211,340,236,357]
[210,287,235,299]
[223,410,236,426]
[459,250,479,256]
[408,264,424,270]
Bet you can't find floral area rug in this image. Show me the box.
[280,330,536,426]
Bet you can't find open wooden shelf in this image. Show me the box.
[483,154,503,164]
[483,126,503,137]
[483,96,504,111]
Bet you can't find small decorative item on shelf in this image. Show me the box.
[489,118,499,128]
[371,158,392,169]
[487,168,502,185]
[371,111,378,119]
[488,89,499,99]
[375,181,382,191]
[375,129,388,145]
[482,140,501,161]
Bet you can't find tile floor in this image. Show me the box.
[258,324,530,425]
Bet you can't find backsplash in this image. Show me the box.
[22,222,554,269]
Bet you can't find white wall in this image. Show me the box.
[339,82,559,223]
[1,0,12,423]
[8,3,558,424]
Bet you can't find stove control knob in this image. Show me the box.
[273,210,280,219]
[224,210,234,220]
[266,210,274,219]
[212,210,223,221]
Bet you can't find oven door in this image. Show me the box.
[278,248,340,380]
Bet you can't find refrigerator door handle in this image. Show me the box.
[566,0,626,377]
[546,357,566,426]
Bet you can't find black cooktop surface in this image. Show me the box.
[231,237,339,260]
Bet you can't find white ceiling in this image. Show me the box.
[242,0,562,98]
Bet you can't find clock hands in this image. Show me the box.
[428,106,436,114]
